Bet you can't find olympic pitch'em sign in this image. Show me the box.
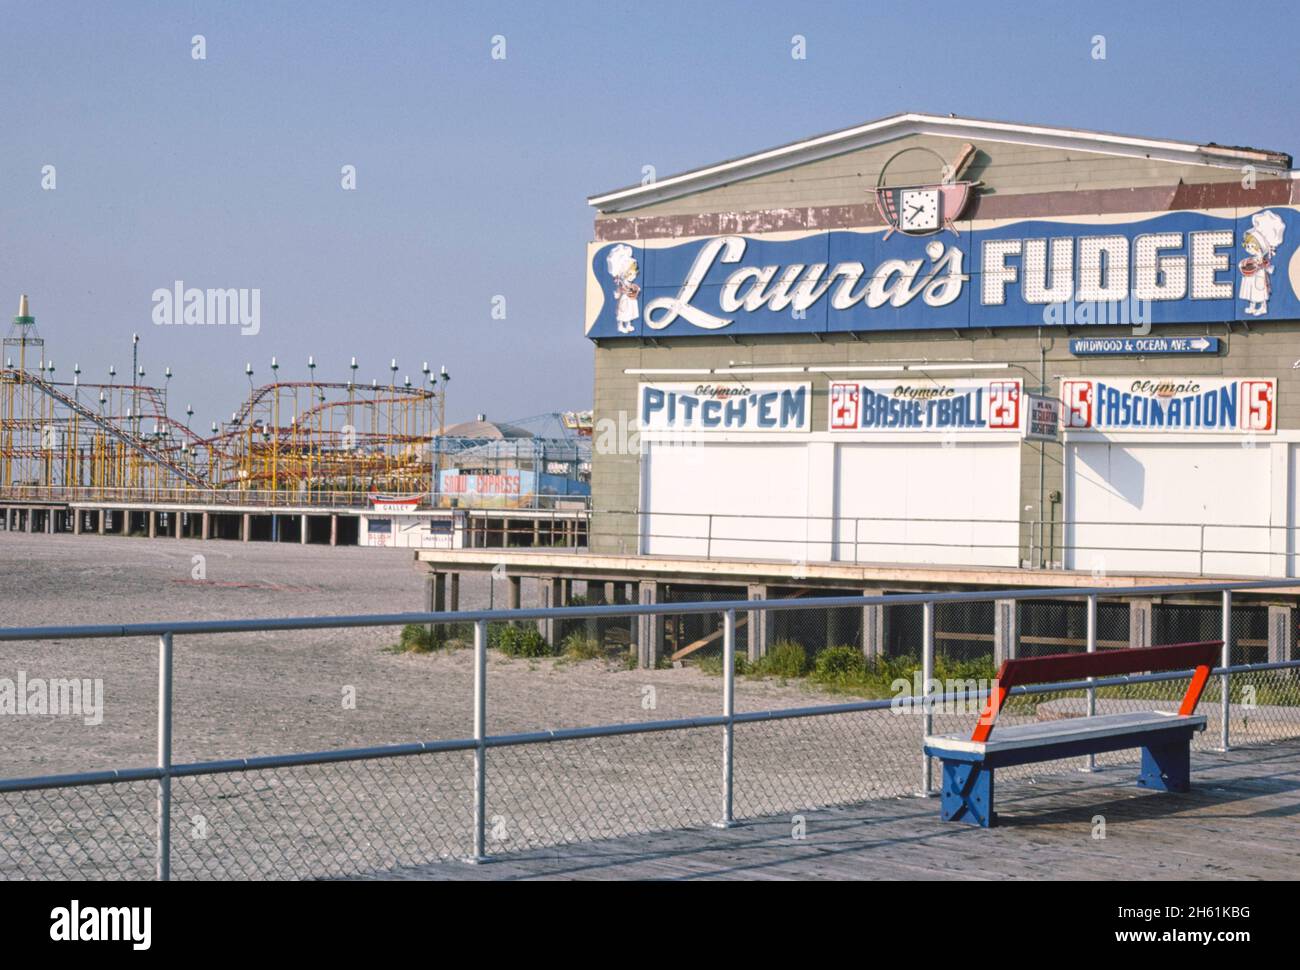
[1061,377,1276,434]
[638,382,811,432]
[829,378,1023,433]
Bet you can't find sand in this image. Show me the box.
[0,533,903,878]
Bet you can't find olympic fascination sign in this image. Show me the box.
[1061,377,1276,434]
[585,207,1300,338]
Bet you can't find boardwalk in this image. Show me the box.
[377,741,1300,880]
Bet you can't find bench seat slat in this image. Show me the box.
[925,711,1207,757]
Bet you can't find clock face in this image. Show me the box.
[899,188,940,233]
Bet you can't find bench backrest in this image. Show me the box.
[970,640,1222,743]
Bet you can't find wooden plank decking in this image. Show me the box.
[371,741,1300,880]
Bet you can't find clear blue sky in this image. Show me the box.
[2,0,1297,430]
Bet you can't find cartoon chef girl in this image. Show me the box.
[1239,210,1285,316]
[606,244,641,333]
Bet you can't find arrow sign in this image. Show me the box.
[1069,336,1220,357]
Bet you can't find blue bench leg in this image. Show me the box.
[1138,739,1191,792]
[940,760,995,827]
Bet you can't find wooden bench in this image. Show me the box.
[922,640,1221,827]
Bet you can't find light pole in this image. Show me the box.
[348,357,358,469]
[270,357,280,493]
[131,333,141,452]
[306,355,316,499]
[432,365,450,504]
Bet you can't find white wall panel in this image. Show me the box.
[641,442,812,560]
[1066,441,1274,576]
[834,442,1021,566]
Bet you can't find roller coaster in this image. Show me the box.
[1,296,440,505]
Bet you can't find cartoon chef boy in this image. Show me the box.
[1239,210,1285,316]
[606,244,641,333]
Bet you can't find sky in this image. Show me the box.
[1,0,1298,431]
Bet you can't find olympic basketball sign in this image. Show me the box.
[828,378,1022,433]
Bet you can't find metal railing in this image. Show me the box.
[590,507,1300,576]
[1,577,1298,880]
[0,484,594,513]
[0,485,379,509]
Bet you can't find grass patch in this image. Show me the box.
[560,631,606,661]
[388,624,441,654]
[814,645,866,680]
[494,625,553,658]
[696,652,751,678]
[814,652,997,699]
[751,641,808,679]
[691,640,1000,700]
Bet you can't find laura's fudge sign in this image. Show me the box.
[587,209,1300,339]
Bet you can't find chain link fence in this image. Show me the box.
[734,711,921,817]
[2,584,1300,880]
[0,781,157,881]
[170,754,475,880]
[485,729,719,852]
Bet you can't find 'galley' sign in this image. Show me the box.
[1061,377,1276,434]
[638,382,811,433]
[587,207,1300,339]
[829,379,1023,434]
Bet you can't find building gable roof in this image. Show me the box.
[588,112,1294,214]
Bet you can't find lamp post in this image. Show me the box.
[270,358,280,493]
[432,365,450,504]
[348,357,358,457]
[131,334,140,447]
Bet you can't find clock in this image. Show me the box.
[899,188,940,233]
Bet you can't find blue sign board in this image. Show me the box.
[1068,336,1221,356]
[587,207,1298,340]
